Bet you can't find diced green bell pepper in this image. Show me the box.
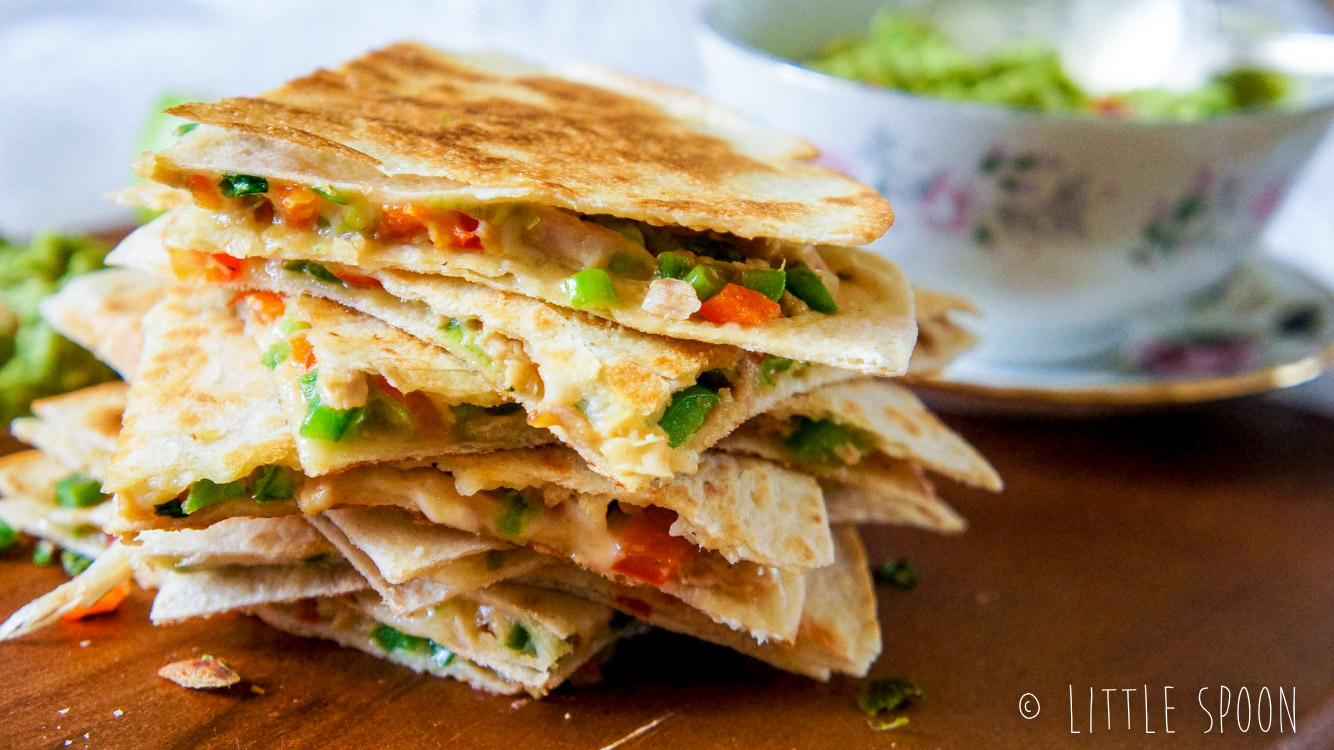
[654,252,694,280]
[785,417,867,465]
[283,259,344,285]
[55,473,108,508]
[785,267,839,313]
[32,540,57,566]
[757,354,794,386]
[503,622,538,656]
[740,268,786,302]
[252,465,297,503]
[496,490,535,537]
[182,478,246,514]
[658,385,721,448]
[561,268,620,308]
[685,265,728,301]
[261,341,291,370]
[298,369,364,442]
[60,550,93,577]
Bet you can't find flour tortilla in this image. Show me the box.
[39,267,163,378]
[102,286,300,528]
[135,515,333,568]
[149,563,368,623]
[523,525,880,679]
[11,381,127,479]
[0,450,113,558]
[150,44,891,247]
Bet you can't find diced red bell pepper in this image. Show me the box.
[378,204,482,250]
[272,185,322,229]
[61,581,131,621]
[611,506,699,586]
[187,174,224,210]
[236,291,285,325]
[697,283,782,326]
[334,271,383,289]
[171,250,244,283]
[288,333,316,371]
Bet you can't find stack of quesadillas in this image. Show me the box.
[0,44,998,695]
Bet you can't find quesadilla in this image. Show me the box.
[131,44,917,379]
[907,287,978,376]
[112,218,858,489]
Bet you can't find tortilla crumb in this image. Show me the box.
[249,685,266,695]
[158,656,241,689]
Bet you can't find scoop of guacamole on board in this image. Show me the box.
[808,11,1291,119]
[0,233,116,423]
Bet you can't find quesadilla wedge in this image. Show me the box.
[522,525,880,680]
[134,43,918,376]
[0,450,113,559]
[10,381,127,480]
[38,267,164,379]
[111,219,859,489]
[907,287,979,376]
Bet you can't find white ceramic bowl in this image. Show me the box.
[698,0,1334,363]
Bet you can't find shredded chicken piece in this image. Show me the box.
[642,278,702,320]
[317,368,370,410]
[159,656,241,689]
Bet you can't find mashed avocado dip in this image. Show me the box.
[0,233,116,423]
[808,11,1290,119]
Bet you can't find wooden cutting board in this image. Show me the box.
[3,399,1332,749]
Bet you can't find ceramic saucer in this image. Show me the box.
[906,256,1334,416]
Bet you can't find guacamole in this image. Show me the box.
[0,232,117,423]
[807,11,1290,119]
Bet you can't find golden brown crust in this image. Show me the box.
[162,43,892,245]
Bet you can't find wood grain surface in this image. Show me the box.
[2,399,1332,749]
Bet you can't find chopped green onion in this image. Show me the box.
[741,268,787,302]
[785,417,868,466]
[299,369,364,442]
[757,354,794,385]
[496,490,535,537]
[685,265,728,301]
[503,622,538,656]
[561,268,621,309]
[261,341,291,370]
[681,235,743,262]
[154,499,187,518]
[872,559,917,590]
[786,267,839,313]
[32,540,57,566]
[173,123,197,136]
[868,716,911,732]
[858,678,923,717]
[182,478,245,514]
[311,186,349,205]
[371,624,431,654]
[439,319,493,369]
[218,173,268,198]
[655,252,694,280]
[365,389,416,434]
[280,318,312,336]
[658,385,721,448]
[283,259,344,285]
[60,550,93,577]
[55,473,108,508]
[0,519,16,552]
[252,465,297,503]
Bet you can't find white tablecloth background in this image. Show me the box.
[4,0,1334,413]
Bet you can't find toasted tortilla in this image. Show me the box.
[152,44,891,247]
[38,267,163,378]
[102,286,300,527]
[242,293,551,476]
[11,381,127,479]
[310,509,546,614]
[523,525,880,679]
[753,378,1002,491]
[135,515,334,568]
[165,205,917,376]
